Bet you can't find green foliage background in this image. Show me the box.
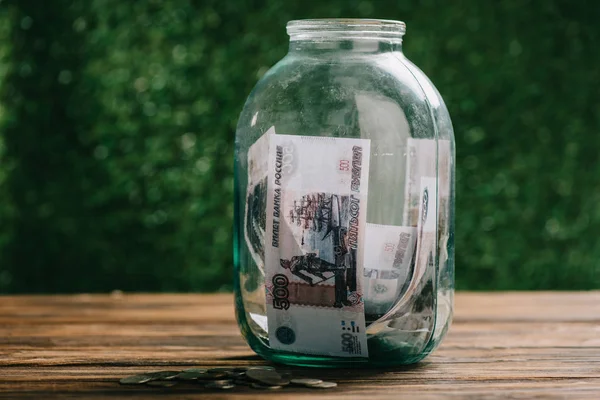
[0,0,598,293]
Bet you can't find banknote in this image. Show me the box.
[244,127,275,273]
[379,176,438,322]
[362,223,417,316]
[437,139,452,200]
[403,138,451,263]
[264,134,371,357]
[437,139,452,267]
[412,176,438,287]
[403,138,436,226]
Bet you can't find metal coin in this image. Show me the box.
[119,374,153,385]
[308,381,338,389]
[291,378,323,386]
[251,383,282,390]
[146,371,181,381]
[207,379,233,385]
[147,380,177,388]
[280,372,292,380]
[246,366,275,371]
[225,371,245,378]
[208,367,235,373]
[205,381,236,390]
[176,371,205,381]
[183,368,208,373]
[195,371,228,380]
[246,369,289,386]
[234,378,253,386]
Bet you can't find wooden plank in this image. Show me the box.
[0,292,598,399]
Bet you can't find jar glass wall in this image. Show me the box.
[234,19,455,367]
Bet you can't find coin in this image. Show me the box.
[307,381,338,389]
[208,367,235,373]
[247,366,275,371]
[119,374,153,385]
[225,371,245,378]
[146,371,181,381]
[246,369,289,386]
[183,368,208,373]
[280,372,292,380]
[206,379,233,385]
[291,378,323,386]
[147,380,177,388]
[176,371,205,381]
[251,383,282,390]
[195,371,228,380]
[205,381,235,390]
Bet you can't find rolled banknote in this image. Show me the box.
[362,223,417,317]
[403,138,436,226]
[264,134,371,357]
[244,127,275,273]
[370,176,438,335]
[366,137,451,344]
[403,138,451,262]
[437,139,452,267]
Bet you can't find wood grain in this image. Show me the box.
[1,292,599,399]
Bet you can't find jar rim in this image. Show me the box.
[287,19,406,40]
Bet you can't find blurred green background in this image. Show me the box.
[0,0,598,293]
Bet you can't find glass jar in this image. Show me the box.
[234,19,454,367]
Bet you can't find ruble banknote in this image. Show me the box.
[244,127,275,273]
[264,134,371,357]
[362,223,417,316]
[375,176,438,325]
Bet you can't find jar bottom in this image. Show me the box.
[235,275,449,368]
[237,298,437,368]
[246,334,433,368]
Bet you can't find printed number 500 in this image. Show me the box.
[272,274,290,310]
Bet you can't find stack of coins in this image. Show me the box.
[119,366,338,391]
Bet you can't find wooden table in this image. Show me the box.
[1,292,599,399]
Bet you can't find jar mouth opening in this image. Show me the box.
[287,19,406,41]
